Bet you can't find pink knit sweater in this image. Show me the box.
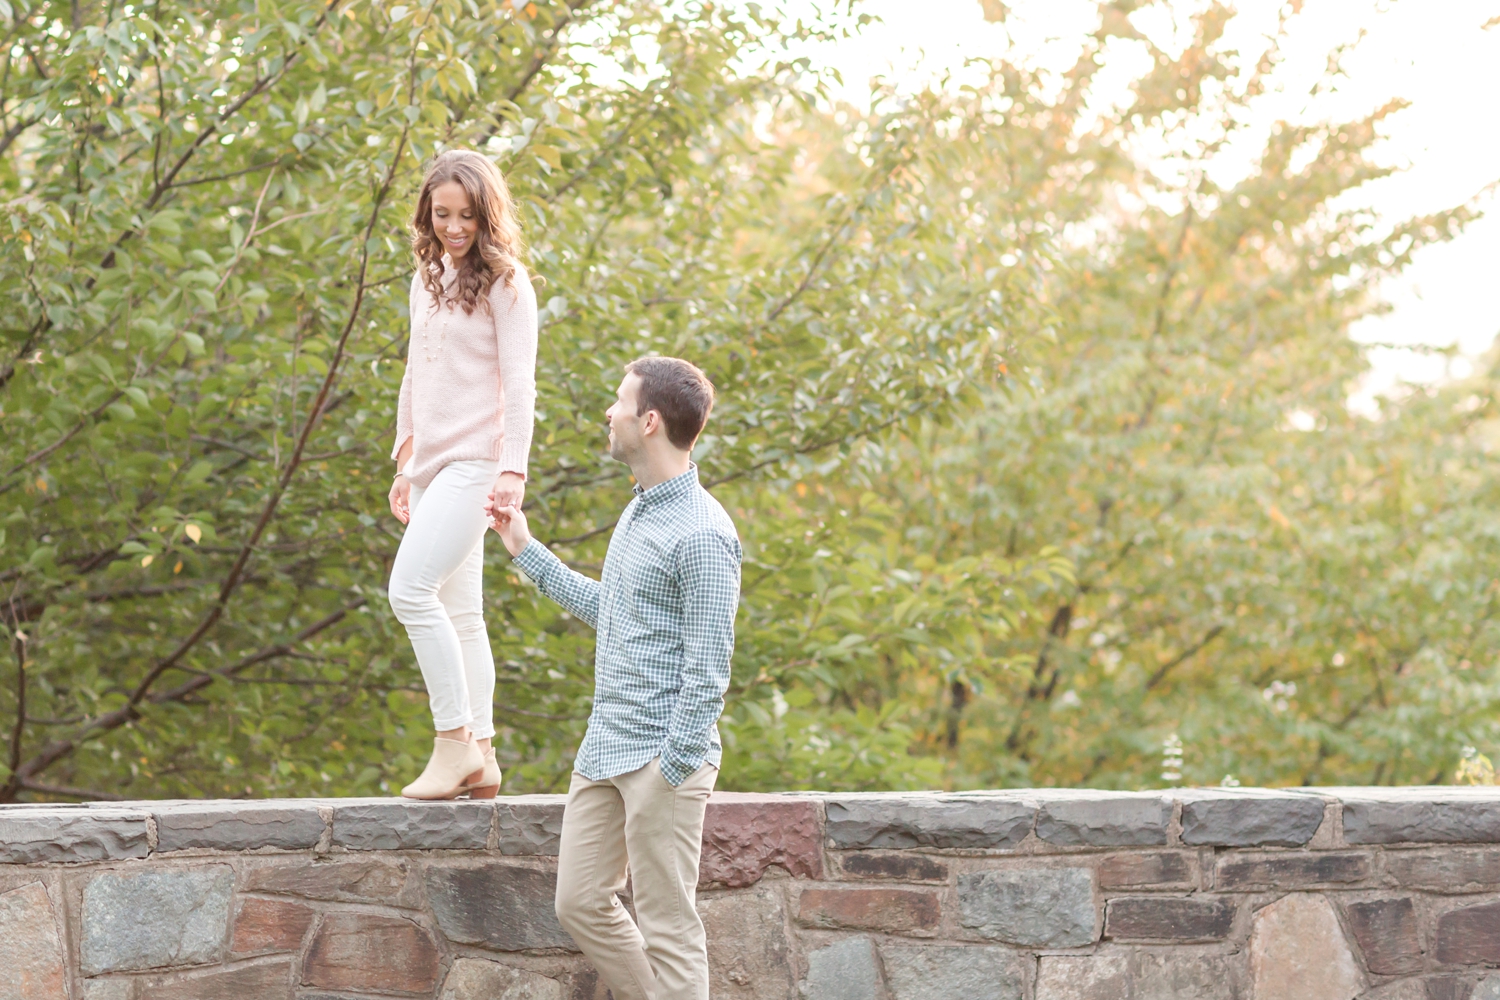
[390,259,538,488]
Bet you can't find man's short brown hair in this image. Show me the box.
[625,357,715,451]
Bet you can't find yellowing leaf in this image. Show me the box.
[184,524,203,543]
[141,554,154,567]
[173,560,183,574]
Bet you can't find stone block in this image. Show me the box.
[1037,951,1242,1000]
[1035,792,1172,847]
[700,886,794,1000]
[957,868,1096,948]
[1249,893,1365,1000]
[701,793,823,888]
[425,863,575,952]
[1104,896,1235,941]
[823,794,1033,850]
[153,801,324,852]
[1339,789,1500,845]
[153,959,295,1000]
[1435,900,1500,965]
[836,853,949,883]
[231,897,316,955]
[0,882,66,1000]
[880,943,1026,1000]
[439,959,563,1000]
[81,866,234,975]
[1178,790,1326,847]
[1098,852,1195,889]
[1357,981,1430,1000]
[798,887,941,934]
[241,858,415,905]
[496,797,566,856]
[0,808,150,864]
[1345,898,1423,976]
[1424,977,1477,1000]
[1475,974,1500,1000]
[800,937,884,1000]
[331,799,491,850]
[1387,850,1500,892]
[1214,852,1370,889]
[301,912,440,995]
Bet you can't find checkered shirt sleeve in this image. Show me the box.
[513,540,600,628]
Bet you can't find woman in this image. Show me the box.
[387,150,537,799]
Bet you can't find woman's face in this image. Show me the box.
[430,180,478,260]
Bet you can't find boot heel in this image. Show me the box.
[459,747,502,799]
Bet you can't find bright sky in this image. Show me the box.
[793,0,1500,408]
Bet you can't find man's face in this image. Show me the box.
[605,373,645,462]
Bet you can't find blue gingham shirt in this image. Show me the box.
[513,465,742,785]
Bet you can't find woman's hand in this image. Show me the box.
[389,473,412,525]
[487,471,525,518]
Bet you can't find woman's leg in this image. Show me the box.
[436,524,495,742]
[387,460,496,733]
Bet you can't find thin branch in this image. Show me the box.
[17,779,126,802]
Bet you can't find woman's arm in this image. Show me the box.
[491,265,539,509]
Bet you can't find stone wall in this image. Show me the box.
[3,787,1500,999]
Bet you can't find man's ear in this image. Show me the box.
[641,409,663,438]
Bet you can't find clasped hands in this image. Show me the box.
[483,473,531,557]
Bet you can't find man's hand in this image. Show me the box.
[488,504,532,557]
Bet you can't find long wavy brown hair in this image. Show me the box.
[411,150,524,315]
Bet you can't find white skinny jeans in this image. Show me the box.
[388,458,498,739]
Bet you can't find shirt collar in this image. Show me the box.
[633,464,699,505]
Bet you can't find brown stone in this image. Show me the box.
[797,887,941,934]
[1097,852,1196,889]
[242,858,415,906]
[1104,896,1236,941]
[700,887,794,1000]
[0,882,67,1000]
[1387,850,1500,892]
[302,913,440,995]
[1214,852,1370,890]
[1250,894,1365,1000]
[1435,901,1500,965]
[699,793,823,888]
[1345,898,1423,976]
[837,853,949,882]
[1425,976,1476,1000]
[152,960,295,1000]
[439,958,562,999]
[231,897,316,956]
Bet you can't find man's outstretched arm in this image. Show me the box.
[489,504,602,628]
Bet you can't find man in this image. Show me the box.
[487,356,741,1000]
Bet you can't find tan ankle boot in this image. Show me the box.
[401,736,484,800]
[462,747,502,799]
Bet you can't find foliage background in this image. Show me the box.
[0,0,1492,800]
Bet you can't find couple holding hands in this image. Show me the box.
[385,149,740,1000]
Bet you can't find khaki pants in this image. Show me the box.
[554,758,718,1000]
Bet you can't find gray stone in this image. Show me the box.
[1356,981,1428,1000]
[241,858,416,905]
[823,794,1033,850]
[439,958,563,1000]
[1178,790,1326,847]
[81,981,132,1000]
[331,798,491,850]
[700,887,794,1000]
[1386,849,1500,891]
[1038,951,1243,1000]
[91,959,296,1000]
[880,943,1026,1000]
[0,882,67,1000]
[153,801,325,852]
[1474,975,1500,1000]
[800,937,884,1000]
[957,868,1096,947]
[81,866,234,975]
[1104,896,1235,941]
[1422,979,1474,1000]
[0,808,150,864]
[1339,789,1500,845]
[425,863,575,952]
[496,797,566,856]
[837,853,949,882]
[1034,792,1172,847]
[1249,893,1364,1000]
[1214,852,1370,889]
